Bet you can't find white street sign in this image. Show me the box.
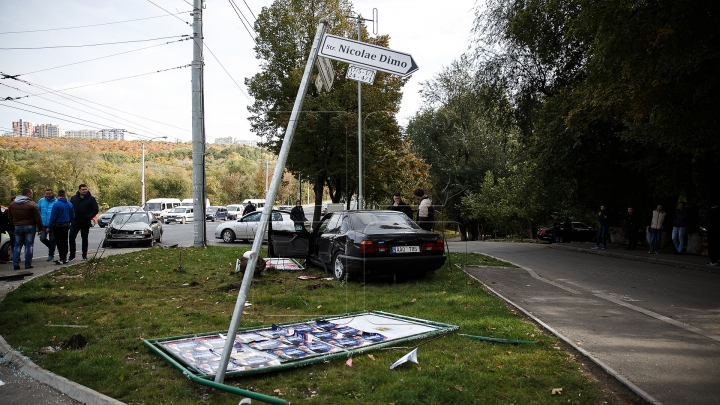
[346,65,376,85]
[315,75,324,92]
[319,34,418,77]
[315,56,334,91]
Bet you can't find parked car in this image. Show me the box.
[270,210,447,280]
[164,207,194,224]
[537,221,597,243]
[226,204,243,220]
[98,206,142,227]
[206,206,228,222]
[215,210,296,243]
[102,211,163,247]
[1,232,11,263]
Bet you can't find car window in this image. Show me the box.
[340,216,349,232]
[243,212,261,222]
[316,215,332,233]
[324,214,342,233]
[349,212,419,231]
[272,212,283,221]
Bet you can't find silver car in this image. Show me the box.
[98,206,142,228]
[215,210,296,243]
[103,211,163,247]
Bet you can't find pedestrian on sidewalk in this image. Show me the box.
[414,188,435,231]
[671,202,688,254]
[68,184,98,261]
[625,206,639,250]
[8,189,42,270]
[37,188,57,262]
[387,192,413,218]
[706,201,720,266]
[592,204,609,249]
[562,216,573,243]
[647,204,666,254]
[552,218,561,243]
[49,189,74,265]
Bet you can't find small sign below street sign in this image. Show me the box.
[319,34,418,77]
[346,65,376,85]
[315,56,334,91]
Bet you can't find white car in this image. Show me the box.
[165,207,194,224]
[226,204,243,220]
[1,232,11,263]
[215,210,296,243]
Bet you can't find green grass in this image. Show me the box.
[1,247,608,404]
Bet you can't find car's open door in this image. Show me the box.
[270,224,311,258]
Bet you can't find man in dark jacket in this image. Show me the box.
[8,189,43,270]
[243,201,256,216]
[290,200,307,225]
[387,192,413,218]
[624,207,638,250]
[69,184,98,261]
[592,204,610,249]
[49,189,75,265]
[671,202,688,254]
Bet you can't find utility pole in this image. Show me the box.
[265,160,269,196]
[356,17,363,210]
[191,0,206,247]
[141,142,146,206]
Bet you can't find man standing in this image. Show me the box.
[625,207,638,250]
[647,204,666,254]
[243,201,256,216]
[37,188,57,261]
[414,188,434,231]
[387,192,413,218]
[591,204,610,249]
[49,189,74,265]
[8,189,42,270]
[69,184,98,261]
[671,202,688,254]
[290,200,307,225]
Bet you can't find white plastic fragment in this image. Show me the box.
[390,348,419,369]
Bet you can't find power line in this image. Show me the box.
[147,0,192,26]
[241,0,257,20]
[0,12,192,35]
[203,42,253,103]
[1,75,191,133]
[16,38,191,76]
[0,35,188,50]
[228,0,257,44]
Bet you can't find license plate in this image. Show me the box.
[392,246,419,254]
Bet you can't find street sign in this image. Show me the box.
[346,64,376,85]
[315,56,334,91]
[319,34,418,77]
[315,75,324,92]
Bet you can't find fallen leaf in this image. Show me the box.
[367,354,375,361]
[455,385,464,391]
[317,305,322,309]
[345,358,352,367]
[551,388,563,395]
[411,298,417,303]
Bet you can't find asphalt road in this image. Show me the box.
[448,241,720,405]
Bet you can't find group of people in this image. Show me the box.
[589,202,719,266]
[0,184,99,270]
[386,188,434,231]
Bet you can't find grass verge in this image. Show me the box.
[1,247,617,404]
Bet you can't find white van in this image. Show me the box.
[242,199,266,209]
[181,198,210,208]
[143,198,182,220]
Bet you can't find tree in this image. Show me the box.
[246,0,419,218]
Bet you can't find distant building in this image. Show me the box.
[215,136,234,145]
[65,129,98,139]
[35,123,64,138]
[98,128,125,140]
[235,139,258,147]
[12,119,35,137]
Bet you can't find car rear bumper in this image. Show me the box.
[340,254,446,274]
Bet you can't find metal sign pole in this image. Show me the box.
[214,19,328,384]
[357,16,363,210]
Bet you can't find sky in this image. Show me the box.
[0,0,477,143]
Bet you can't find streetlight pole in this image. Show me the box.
[141,136,168,207]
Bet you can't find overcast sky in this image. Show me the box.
[0,0,476,143]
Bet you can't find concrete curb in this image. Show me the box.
[0,335,125,405]
[460,257,664,405]
[549,244,720,274]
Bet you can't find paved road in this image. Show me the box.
[448,241,720,405]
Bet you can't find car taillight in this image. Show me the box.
[360,240,388,254]
[422,238,445,252]
[539,229,546,235]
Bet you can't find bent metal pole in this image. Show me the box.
[214,19,328,384]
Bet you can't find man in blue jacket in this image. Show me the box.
[68,184,98,261]
[37,188,57,262]
[49,189,75,265]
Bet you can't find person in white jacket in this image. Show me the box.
[647,204,666,254]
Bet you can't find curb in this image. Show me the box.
[0,335,126,405]
[549,244,720,274]
[461,258,664,405]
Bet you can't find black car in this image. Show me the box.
[270,210,446,280]
[537,221,597,243]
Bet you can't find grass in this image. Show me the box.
[0,247,612,404]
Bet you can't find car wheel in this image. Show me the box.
[222,229,236,243]
[1,242,11,262]
[555,235,563,243]
[101,239,108,248]
[165,220,170,224]
[332,252,347,281]
[99,224,106,228]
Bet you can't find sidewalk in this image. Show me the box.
[0,255,128,405]
[548,241,719,274]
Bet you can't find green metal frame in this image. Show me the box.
[144,310,458,404]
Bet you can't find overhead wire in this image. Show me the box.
[147,0,192,26]
[203,42,253,103]
[228,0,258,43]
[0,35,188,50]
[16,37,191,76]
[0,12,192,35]
[240,0,257,20]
